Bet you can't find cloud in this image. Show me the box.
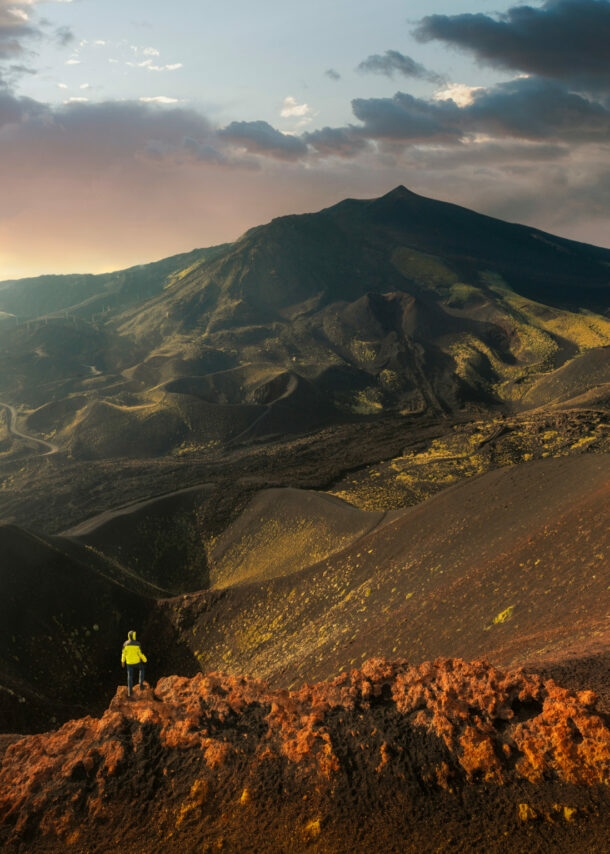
[1,0,609,279]
[127,58,183,72]
[467,77,610,142]
[303,125,370,158]
[54,25,73,47]
[7,7,28,24]
[124,43,182,73]
[357,50,443,84]
[414,0,610,92]
[182,136,229,165]
[218,120,308,160]
[433,83,484,107]
[351,91,463,143]
[346,77,610,146]
[140,95,181,104]
[0,60,34,88]
[0,0,73,64]
[280,96,312,119]
[0,98,218,168]
[147,62,183,72]
[0,90,225,175]
[403,138,570,170]
[0,0,38,59]
[0,87,44,127]
[280,96,315,128]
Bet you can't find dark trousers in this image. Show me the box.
[126,663,145,694]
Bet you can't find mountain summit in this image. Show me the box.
[1,186,609,457]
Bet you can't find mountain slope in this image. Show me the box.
[116,186,610,343]
[111,186,610,415]
[155,454,610,692]
[2,449,607,734]
[0,247,227,322]
[206,487,390,589]
[1,187,609,459]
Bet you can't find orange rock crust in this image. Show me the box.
[0,658,608,852]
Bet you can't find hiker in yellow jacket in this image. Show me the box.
[121,630,147,697]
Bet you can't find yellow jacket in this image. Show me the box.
[121,640,147,665]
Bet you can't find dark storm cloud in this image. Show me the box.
[218,120,308,160]
[357,50,443,84]
[337,78,610,150]
[303,125,370,157]
[0,88,44,127]
[351,91,463,142]
[50,99,216,148]
[325,68,341,81]
[0,88,299,172]
[414,0,610,91]
[468,77,610,141]
[0,98,230,177]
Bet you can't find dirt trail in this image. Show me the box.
[0,401,59,455]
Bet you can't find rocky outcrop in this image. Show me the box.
[1,658,609,853]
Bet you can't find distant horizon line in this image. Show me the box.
[3,184,610,284]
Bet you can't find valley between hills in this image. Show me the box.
[0,187,609,852]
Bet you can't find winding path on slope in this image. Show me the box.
[0,401,59,455]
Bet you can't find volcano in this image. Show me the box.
[0,187,608,851]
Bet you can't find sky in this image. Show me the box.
[1,0,609,280]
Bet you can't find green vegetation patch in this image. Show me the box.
[391,247,459,295]
[329,411,610,512]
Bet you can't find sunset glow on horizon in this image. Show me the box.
[2,0,610,280]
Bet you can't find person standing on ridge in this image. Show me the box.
[121,630,147,697]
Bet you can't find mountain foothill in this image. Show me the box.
[0,187,609,852]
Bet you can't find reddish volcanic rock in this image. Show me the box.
[0,659,609,853]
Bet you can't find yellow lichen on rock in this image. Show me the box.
[485,605,515,630]
[303,818,322,841]
[518,803,538,822]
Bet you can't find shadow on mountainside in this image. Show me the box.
[0,525,200,733]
